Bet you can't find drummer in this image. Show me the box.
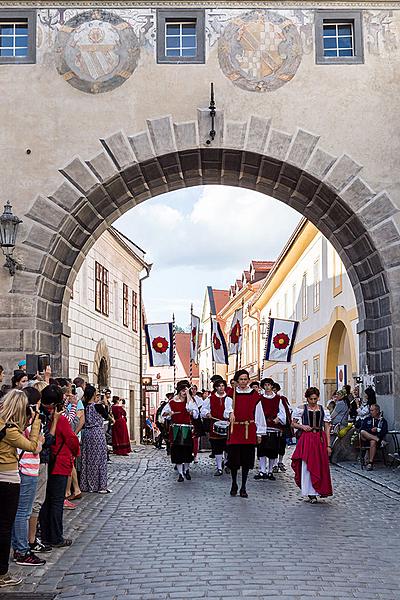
[201,379,230,476]
[161,380,199,482]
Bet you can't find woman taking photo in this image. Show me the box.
[80,385,109,493]
[111,398,131,456]
[291,387,333,503]
[0,389,41,588]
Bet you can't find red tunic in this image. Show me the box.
[111,405,131,456]
[228,389,261,445]
[209,393,227,438]
[261,394,284,431]
[169,400,192,425]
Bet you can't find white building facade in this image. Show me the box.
[252,220,358,406]
[68,227,151,443]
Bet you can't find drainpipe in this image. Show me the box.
[139,264,152,444]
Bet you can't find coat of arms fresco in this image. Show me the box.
[218,10,303,92]
[55,10,140,94]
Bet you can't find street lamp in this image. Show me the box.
[260,317,268,339]
[0,201,22,276]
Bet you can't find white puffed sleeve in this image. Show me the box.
[277,401,287,425]
[323,407,331,422]
[292,406,304,422]
[187,400,199,420]
[201,398,211,418]
[255,402,267,435]
[161,402,172,420]
[223,396,233,419]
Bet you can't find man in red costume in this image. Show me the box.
[224,369,262,498]
[254,378,287,480]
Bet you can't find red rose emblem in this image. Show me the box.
[152,336,169,354]
[191,326,197,350]
[230,320,241,345]
[213,333,221,350]
[273,332,290,350]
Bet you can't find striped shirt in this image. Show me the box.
[18,425,41,477]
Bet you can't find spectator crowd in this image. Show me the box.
[0,361,131,588]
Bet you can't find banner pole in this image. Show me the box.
[173,313,177,391]
[210,310,215,379]
[261,310,272,379]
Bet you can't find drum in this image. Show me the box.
[213,420,229,437]
[172,424,193,446]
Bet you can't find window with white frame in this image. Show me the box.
[291,364,297,404]
[313,259,321,311]
[302,361,309,393]
[315,11,364,65]
[284,292,288,319]
[0,10,36,64]
[302,273,308,320]
[313,355,320,389]
[323,22,354,58]
[292,283,297,320]
[165,21,196,58]
[157,9,205,64]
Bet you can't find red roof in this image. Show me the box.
[235,279,243,290]
[243,270,251,283]
[251,261,275,271]
[212,289,230,314]
[175,333,200,378]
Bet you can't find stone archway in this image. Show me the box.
[324,308,358,401]
[14,110,400,418]
[93,338,111,389]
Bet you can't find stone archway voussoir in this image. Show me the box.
[60,156,101,194]
[100,130,136,170]
[323,154,363,193]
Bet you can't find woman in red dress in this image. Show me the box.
[291,387,333,503]
[111,399,131,456]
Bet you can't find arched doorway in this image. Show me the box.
[325,320,354,401]
[93,338,111,390]
[18,111,400,419]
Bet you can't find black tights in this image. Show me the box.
[231,467,249,491]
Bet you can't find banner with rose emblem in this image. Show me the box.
[190,313,200,364]
[265,318,299,362]
[144,322,174,367]
[211,317,229,365]
[228,307,243,356]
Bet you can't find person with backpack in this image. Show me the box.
[291,387,333,504]
[0,389,41,588]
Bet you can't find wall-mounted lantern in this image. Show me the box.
[0,201,22,276]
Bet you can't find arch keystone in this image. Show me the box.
[286,129,319,169]
[244,116,271,154]
[60,157,99,194]
[197,108,224,146]
[146,116,177,156]
[100,131,135,170]
[324,154,363,193]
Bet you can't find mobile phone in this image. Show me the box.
[71,384,76,395]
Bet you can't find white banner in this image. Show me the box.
[228,307,243,356]
[211,317,228,365]
[144,322,174,367]
[265,318,299,363]
[190,313,200,364]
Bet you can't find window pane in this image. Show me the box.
[15,47,27,56]
[166,35,180,48]
[1,36,13,47]
[323,24,336,36]
[166,23,180,36]
[182,35,196,48]
[166,49,180,56]
[339,49,353,57]
[182,47,196,57]
[0,26,14,35]
[338,24,352,35]
[182,23,196,34]
[323,37,337,49]
[338,36,352,49]
[0,48,13,56]
[15,36,28,47]
[324,49,337,57]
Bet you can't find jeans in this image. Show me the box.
[39,474,67,545]
[0,482,20,575]
[11,473,38,554]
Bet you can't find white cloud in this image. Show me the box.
[115,185,301,326]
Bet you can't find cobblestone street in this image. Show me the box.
[2,447,400,600]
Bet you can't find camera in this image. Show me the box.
[26,354,50,375]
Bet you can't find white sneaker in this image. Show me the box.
[0,573,23,587]
[194,458,199,463]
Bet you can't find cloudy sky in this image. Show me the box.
[115,185,301,328]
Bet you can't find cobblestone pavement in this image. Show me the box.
[336,461,400,496]
[2,446,400,600]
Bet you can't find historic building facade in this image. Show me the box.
[251,219,358,405]
[68,227,151,443]
[199,287,229,389]
[0,2,399,424]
